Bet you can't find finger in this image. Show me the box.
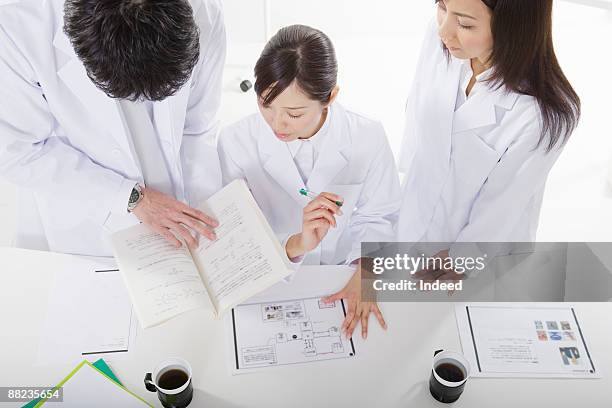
[414,267,440,278]
[412,268,431,278]
[373,304,387,330]
[322,292,343,304]
[361,312,369,339]
[439,271,464,282]
[346,309,360,339]
[320,192,344,206]
[304,209,337,227]
[167,222,197,249]
[179,205,219,228]
[424,270,446,283]
[305,219,331,232]
[152,225,182,248]
[304,196,342,215]
[342,301,357,333]
[177,214,216,241]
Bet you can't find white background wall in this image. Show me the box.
[0,0,611,246]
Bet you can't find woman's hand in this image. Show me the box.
[322,261,387,340]
[412,249,466,295]
[132,187,219,249]
[286,192,343,259]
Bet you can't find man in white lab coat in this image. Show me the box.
[0,0,225,256]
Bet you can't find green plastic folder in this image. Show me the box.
[22,359,151,407]
[91,358,122,385]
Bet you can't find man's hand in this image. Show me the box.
[132,187,218,249]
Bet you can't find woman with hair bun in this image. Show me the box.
[219,25,401,339]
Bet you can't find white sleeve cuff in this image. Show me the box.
[278,234,302,283]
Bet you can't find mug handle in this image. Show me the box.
[434,349,444,357]
[144,373,157,392]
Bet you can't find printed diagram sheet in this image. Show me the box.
[455,304,599,378]
[228,297,355,373]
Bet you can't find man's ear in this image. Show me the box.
[326,85,340,107]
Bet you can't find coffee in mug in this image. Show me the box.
[429,350,470,403]
[144,358,193,408]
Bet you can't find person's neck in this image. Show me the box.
[299,108,328,140]
[470,57,490,77]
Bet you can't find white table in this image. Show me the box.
[1,248,611,407]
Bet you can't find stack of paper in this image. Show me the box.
[37,258,137,365]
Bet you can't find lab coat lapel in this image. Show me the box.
[306,109,349,194]
[53,26,135,162]
[153,81,192,147]
[258,129,308,206]
[452,82,520,134]
[424,55,463,165]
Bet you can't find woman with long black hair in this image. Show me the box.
[397,0,580,277]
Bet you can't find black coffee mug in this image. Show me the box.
[429,350,471,403]
[144,358,193,408]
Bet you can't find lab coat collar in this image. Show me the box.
[257,104,349,205]
[286,107,331,158]
[425,54,464,163]
[51,0,182,162]
[52,10,134,162]
[452,62,520,134]
[257,118,310,206]
[306,104,350,193]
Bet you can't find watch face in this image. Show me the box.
[129,188,141,205]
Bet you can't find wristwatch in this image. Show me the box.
[127,183,144,213]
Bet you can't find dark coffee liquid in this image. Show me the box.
[435,363,465,383]
[158,369,189,390]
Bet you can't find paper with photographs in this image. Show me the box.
[455,303,600,378]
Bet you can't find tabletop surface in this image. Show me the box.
[1,247,611,408]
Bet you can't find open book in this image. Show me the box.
[110,180,293,328]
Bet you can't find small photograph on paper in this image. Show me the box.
[559,347,581,366]
[549,331,563,341]
[261,301,305,322]
[546,321,559,330]
[537,331,548,341]
[560,321,572,330]
[534,321,544,330]
[563,331,576,341]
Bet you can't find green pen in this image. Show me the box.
[299,188,343,207]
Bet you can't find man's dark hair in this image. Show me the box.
[254,25,338,106]
[63,0,200,101]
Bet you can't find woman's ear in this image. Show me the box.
[326,85,340,107]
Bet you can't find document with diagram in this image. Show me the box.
[227,297,356,373]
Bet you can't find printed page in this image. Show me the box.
[227,297,355,374]
[37,258,137,366]
[110,226,212,328]
[455,303,599,378]
[191,179,293,316]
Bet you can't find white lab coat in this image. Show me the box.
[0,0,225,256]
[218,103,401,265]
[397,21,564,254]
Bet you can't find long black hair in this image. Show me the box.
[438,0,580,151]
